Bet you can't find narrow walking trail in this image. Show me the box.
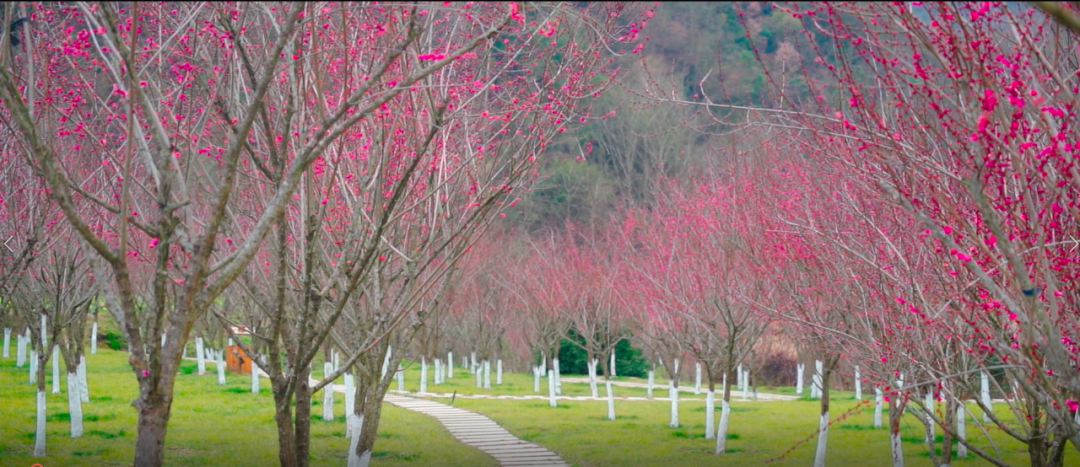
[384,394,569,467]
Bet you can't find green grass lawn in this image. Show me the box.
[0,349,497,467]
[437,395,1072,467]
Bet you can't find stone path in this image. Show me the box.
[383,394,569,467]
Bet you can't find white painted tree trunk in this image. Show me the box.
[475,363,482,387]
[396,364,404,392]
[483,360,491,389]
[890,430,904,467]
[90,322,98,354]
[323,362,335,420]
[217,350,226,385]
[957,405,967,458]
[51,345,61,394]
[447,352,453,379]
[925,390,934,442]
[796,363,804,394]
[67,373,83,437]
[742,369,749,399]
[381,347,392,378]
[533,366,541,392]
[811,360,823,399]
[540,352,546,376]
[29,349,37,384]
[344,374,355,437]
[196,337,206,375]
[854,366,862,400]
[420,358,428,394]
[347,414,369,467]
[874,388,883,428]
[705,389,715,439]
[34,389,46,456]
[2,328,9,358]
[333,350,339,373]
[980,371,992,422]
[78,356,88,402]
[737,364,743,388]
[610,351,616,377]
[668,380,679,428]
[554,358,562,394]
[647,370,654,399]
[694,363,702,395]
[606,379,616,420]
[715,398,731,454]
[16,333,26,366]
[41,315,47,347]
[435,358,442,385]
[588,359,598,398]
[251,361,261,394]
[161,333,166,347]
[547,369,557,407]
[813,411,829,467]
[470,352,477,374]
[496,359,502,385]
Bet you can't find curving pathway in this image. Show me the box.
[384,395,569,467]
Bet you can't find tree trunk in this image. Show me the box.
[890,396,905,467]
[704,371,715,439]
[669,358,680,428]
[874,388,884,428]
[67,370,83,437]
[813,365,831,467]
[600,357,615,420]
[715,372,731,454]
[272,381,299,467]
[294,367,313,467]
[133,396,171,467]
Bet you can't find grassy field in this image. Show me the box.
[0,349,497,467]
[436,395,1073,467]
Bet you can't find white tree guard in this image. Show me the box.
[475,363,482,388]
[854,366,862,400]
[957,405,967,458]
[813,412,829,467]
[694,363,701,395]
[874,388,884,428]
[217,350,226,385]
[715,398,731,454]
[51,345,61,394]
[347,414,366,467]
[470,352,477,374]
[610,351,616,377]
[34,389,46,457]
[547,369,557,407]
[447,352,453,379]
[742,369,749,399]
[588,359,598,398]
[2,328,10,358]
[381,346,392,378]
[333,350,339,373]
[67,373,83,438]
[396,364,404,392]
[496,359,502,385]
[924,390,934,442]
[16,333,26,366]
[605,379,616,420]
[980,371,992,422]
[78,356,89,402]
[420,358,428,394]
[344,374,355,434]
[323,362,335,420]
[796,363,804,394]
[737,364,743,388]
[540,351,546,376]
[90,322,97,354]
[41,315,47,347]
[705,389,715,439]
[251,361,261,394]
[533,366,541,392]
[647,370,654,399]
[483,360,491,390]
[890,430,905,467]
[195,337,205,375]
[554,358,562,394]
[668,380,679,428]
[29,349,37,384]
